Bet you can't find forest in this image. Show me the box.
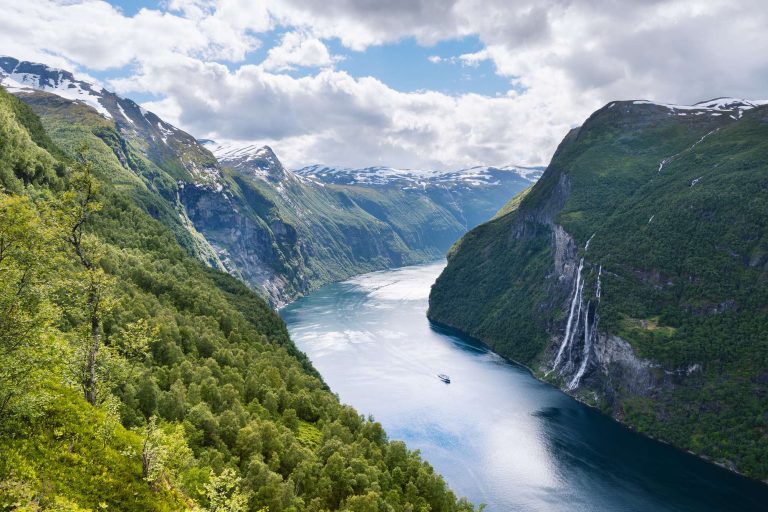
[0,86,477,511]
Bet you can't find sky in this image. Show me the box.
[0,0,767,170]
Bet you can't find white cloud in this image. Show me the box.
[0,0,257,69]
[457,49,489,68]
[122,58,572,169]
[1,0,767,170]
[427,55,442,64]
[262,32,339,71]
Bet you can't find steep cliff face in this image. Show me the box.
[429,99,768,479]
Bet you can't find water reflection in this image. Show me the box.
[281,261,768,512]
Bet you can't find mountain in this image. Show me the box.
[293,162,542,187]
[428,97,768,479]
[293,162,542,230]
[0,77,476,509]
[200,140,539,305]
[0,56,537,306]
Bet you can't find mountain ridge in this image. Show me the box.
[1,56,535,306]
[429,98,768,480]
[203,139,545,188]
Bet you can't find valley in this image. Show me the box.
[1,28,767,512]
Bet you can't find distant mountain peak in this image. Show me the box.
[293,163,545,189]
[203,141,293,182]
[0,56,112,118]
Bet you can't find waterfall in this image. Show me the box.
[568,266,603,390]
[595,265,602,299]
[563,284,584,373]
[551,258,584,372]
[658,128,719,173]
[549,238,603,387]
[585,233,596,251]
[568,302,593,390]
[657,156,671,173]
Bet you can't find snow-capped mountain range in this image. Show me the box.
[624,97,768,119]
[293,163,544,188]
[203,140,544,190]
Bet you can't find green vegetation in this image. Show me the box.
[14,79,530,308]
[429,101,768,479]
[0,86,476,510]
[203,148,530,305]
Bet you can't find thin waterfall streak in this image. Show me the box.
[658,128,718,174]
[569,302,593,390]
[565,285,583,369]
[596,265,602,299]
[585,233,596,251]
[552,258,584,371]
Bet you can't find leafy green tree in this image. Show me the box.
[141,416,194,490]
[0,194,59,422]
[56,148,115,405]
[203,468,250,512]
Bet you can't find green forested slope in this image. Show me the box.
[429,100,768,479]
[0,86,475,511]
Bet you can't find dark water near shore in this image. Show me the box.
[281,261,768,511]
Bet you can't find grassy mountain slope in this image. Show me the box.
[429,100,768,479]
[0,86,475,511]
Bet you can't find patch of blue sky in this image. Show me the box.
[111,0,159,16]
[85,4,518,100]
[329,35,516,97]
[225,30,516,97]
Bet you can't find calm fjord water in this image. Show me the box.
[280,261,768,512]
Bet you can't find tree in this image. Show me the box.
[56,148,115,405]
[0,194,59,422]
[141,416,193,489]
[203,468,250,512]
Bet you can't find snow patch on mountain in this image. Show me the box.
[206,142,277,167]
[632,97,768,119]
[0,57,112,119]
[294,163,544,189]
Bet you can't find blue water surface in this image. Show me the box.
[281,261,768,512]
